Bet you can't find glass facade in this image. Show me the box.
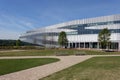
[59,20,120,35]
[20,14,120,50]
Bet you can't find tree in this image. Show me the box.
[58,31,68,48]
[98,28,111,49]
[16,39,21,46]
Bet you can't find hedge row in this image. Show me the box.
[0,46,45,50]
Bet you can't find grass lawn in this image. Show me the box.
[0,58,59,75]
[40,56,120,80]
[0,49,120,56]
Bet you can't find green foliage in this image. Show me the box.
[0,40,16,46]
[16,39,21,46]
[0,39,38,46]
[0,46,43,50]
[58,31,68,48]
[98,28,111,49]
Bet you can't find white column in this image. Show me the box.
[118,42,120,51]
[75,43,77,48]
[79,43,80,48]
[84,42,85,48]
[72,42,73,48]
[68,42,70,48]
[97,42,99,49]
[89,42,91,49]
[90,42,93,49]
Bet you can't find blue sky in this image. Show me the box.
[0,0,120,39]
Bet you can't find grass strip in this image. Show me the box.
[41,56,120,80]
[0,58,59,75]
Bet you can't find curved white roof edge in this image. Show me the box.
[32,14,120,31]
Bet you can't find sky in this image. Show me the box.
[0,0,120,40]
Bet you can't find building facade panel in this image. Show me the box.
[20,14,120,50]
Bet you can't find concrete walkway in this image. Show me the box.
[0,50,26,53]
[0,56,93,80]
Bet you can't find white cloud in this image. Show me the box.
[0,14,35,30]
[0,29,20,40]
[0,14,36,39]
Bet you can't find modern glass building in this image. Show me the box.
[20,14,120,51]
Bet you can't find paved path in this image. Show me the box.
[0,55,120,80]
[0,56,93,80]
[0,50,26,52]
